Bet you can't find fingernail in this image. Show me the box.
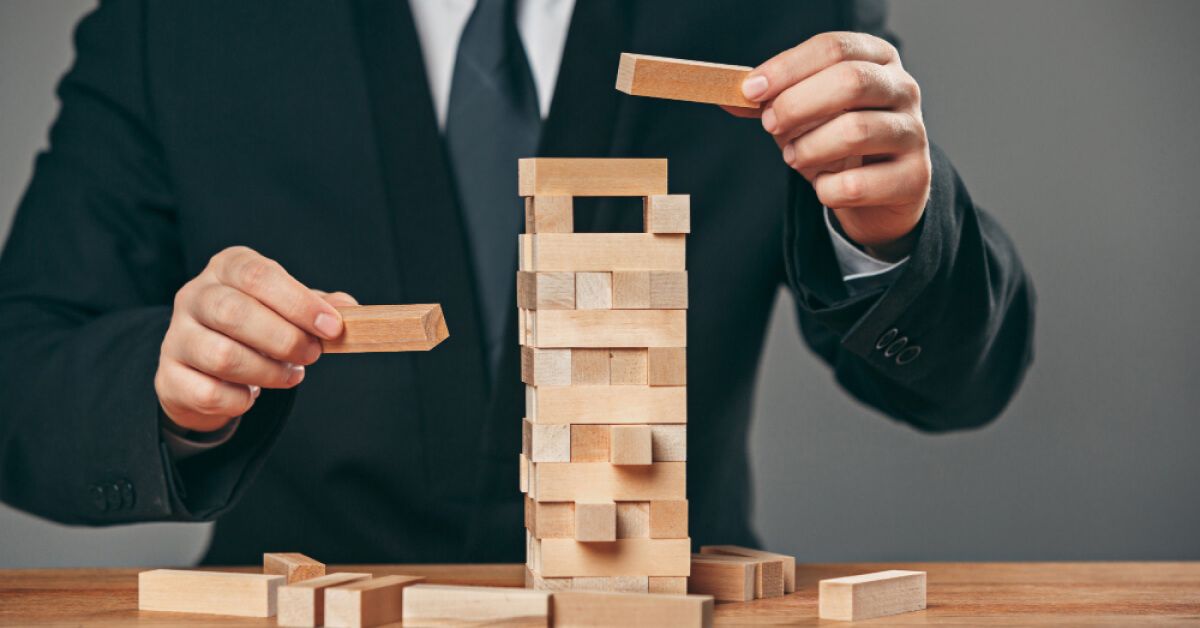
[783,143,795,165]
[314,312,341,339]
[287,364,306,386]
[249,385,261,399]
[761,108,777,133]
[742,74,769,100]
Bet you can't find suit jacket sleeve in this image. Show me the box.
[0,1,291,525]
[782,0,1036,432]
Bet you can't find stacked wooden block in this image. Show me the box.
[518,158,691,594]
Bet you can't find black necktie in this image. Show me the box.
[445,0,541,377]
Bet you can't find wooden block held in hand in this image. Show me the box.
[517,271,576,310]
[649,271,688,309]
[611,425,653,465]
[525,196,574,233]
[650,425,687,462]
[698,545,796,593]
[531,462,685,502]
[616,501,650,538]
[278,572,371,627]
[818,570,927,621]
[616,52,759,108]
[552,590,713,628]
[648,576,689,595]
[402,584,551,626]
[648,348,687,386]
[610,349,648,385]
[649,500,689,539]
[571,425,611,462]
[576,272,613,310]
[572,348,611,385]
[322,304,449,353]
[532,537,692,577]
[688,554,755,602]
[644,195,691,234]
[522,347,571,386]
[519,158,667,197]
[524,234,685,272]
[575,500,617,542]
[264,553,325,584]
[612,272,651,309]
[137,569,284,618]
[324,575,425,628]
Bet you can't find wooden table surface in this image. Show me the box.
[1,562,1198,626]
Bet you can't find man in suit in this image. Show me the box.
[0,1,1033,564]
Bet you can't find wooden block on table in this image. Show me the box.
[649,500,688,539]
[278,572,371,627]
[402,584,551,627]
[647,347,687,386]
[522,233,685,272]
[688,554,755,602]
[615,52,759,108]
[649,271,688,309]
[574,500,617,542]
[612,271,651,309]
[521,346,571,386]
[324,575,425,628]
[531,461,686,502]
[321,304,448,353]
[609,348,648,385]
[137,569,284,618]
[572,576,649,594]
[571,349,611,385]
[519,158,667,197]
[526,567,574,591]
[616,501,650,538]
[525,195,574,233]
[650,425,687,462]
[644,195,691,234]
[524,418,570,462]
[692,553,781,600]
[571,425,611,462]
[576,272,613,310]
[698,545,796,593]
[531,537,691,577]
[264,552,325,584]
[552,590,713,628]
[529,385,685,424]
[610,425,653,465]
[818,570,926,621]
[648,576,689,595]
[517,271,576,310]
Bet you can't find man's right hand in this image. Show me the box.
[155,246,357,432]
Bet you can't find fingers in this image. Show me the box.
[188,283,322,365]
[170,317,307,389]
[763,61,917,144]
[784,111,925,172]
[155,358,256,432]
[812,153,931,210]
[210,247,344,340]
[313,290,359,308]
[742,32,898,103]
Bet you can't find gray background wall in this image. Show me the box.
[1,1,1197,567]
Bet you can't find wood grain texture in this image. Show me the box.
[519,158,667,197]
[610,425,653,465]
[553,590,714,627]
[529,385,686,424]
[609,348,648,385]
[644,194,692,233]
[263,553,325,584]
[649,500,689,539]
[650,425,687,462]
[278,572,371,627]
[571,349,611,385]
[531,538,692,577]
[575,272,613,310]
[689,555,756,602]
[574,501,617,543]
[137,569,284,618]
[321,304,449,353]
[529,309,686,348]
[521,347,571,386]
[650,271,688,309]
[699,545,796,594]
[648,576,690,595]
[523,233,685,271]
[517,271,576,310]
[616,502,650,539]
[324,574,425,628]
[818,570,926,621]
[525,195,574,233]
[616,52,759,108]
[530,461,686,502]
[571,576,649,594]
[570,424,611,462]
[647,347,687,386]
[612,271,651,309]
[402,584,550,626]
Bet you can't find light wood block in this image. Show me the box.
[526,567,573,591]
[519,453,529,493]
[552,590,713,628]
[649,271,688,309]
[576,272,613,310]
[609,349,648,385]
[616,501,650,538]
[521,347,571,386]
[698,545,796,593]
[517,271,575,310]
[644,195,691,234]
[525,195,574,233]
[647,348,687,386]
[615,52,758,108]
[571,425,611,462]
[575,500,617,542]
[530,461,686,502]
[519,307,528,345]
[519,158,667,197]
[324,575,425,628]
[521,234,685,272]
[137,569,284,618]
[649,500,689,539]
[650,425,687,462]
[818,570,927,621]
[612,272,651,308]
[648,576,689,595]
[610,425,653,465]
[529,385,685,424]
[263,553,325,584]
[688,555,755,602]
[527,498,574,539]
[531,538,692,577]
[529,309,686,348]
[278,572,371,627]
[321,304,449,353]
[693,553,783,600]
[524,419,570,463]
[402,584,551,626]
[571,349,611,385]
[572,576,649,594]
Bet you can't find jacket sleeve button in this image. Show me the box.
[90,485,108,512]
[896,345,922,365]
[884,337,909,358]
[875,328,899,350]
[120,481,136,510]
[105,484,122,511]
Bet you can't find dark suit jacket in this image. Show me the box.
[0,0,1034,564]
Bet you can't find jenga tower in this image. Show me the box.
[517,158,691,594]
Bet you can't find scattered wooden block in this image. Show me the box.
[524,418,571,462]
[517,271,576,310]
[650,425,687,462]
[532,537,691,577]
[575,500,618,542]
[688,554,755,602]
[576,272,613,310]
[526,567,574,591]
[521,347,571,386]
[698,545,796,593]
[609,348,648,385]
[615,52,759,108]
[137,569,284,618]
[647,348,687,386]
[648,576,689,595]
[278,572,372,627]
[649,271,688,309]
[520,234,685,272]
[527,498,574,539]
[818,570,927,621]
[264,553,325,585]
[529,385,686,424]
[402,584,551,626]
[571,425,611,462]
[519,158,667,197]
[694,553,783,599]
[612,271,651,309]
[321,304,449,353]
[525,195,574,233]
[529,309,686,349]
[610,425,653,465]
[531,461,686,502]
[571,348,611,385]
[644,195,691,234]
[572,576,649,593]
[616,501,650,538]
[552,590,713,628]
[324,575,425,628]
[648,500,689,539]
